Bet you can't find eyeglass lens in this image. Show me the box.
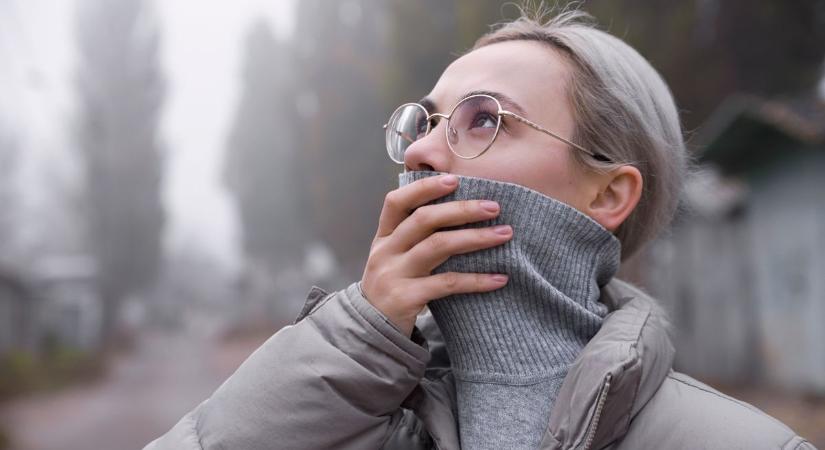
[385,104,427,163]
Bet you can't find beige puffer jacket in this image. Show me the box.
[146,279,816,450]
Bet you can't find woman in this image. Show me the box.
[147,7,814,450]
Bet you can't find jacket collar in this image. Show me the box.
[411,278,674,450]
[540,278,675,449]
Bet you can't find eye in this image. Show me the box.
[415,116,429,137]
[471,112,498,129]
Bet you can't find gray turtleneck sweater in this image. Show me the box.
[399,171,621,450]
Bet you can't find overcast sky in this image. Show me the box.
[1,0,295,272]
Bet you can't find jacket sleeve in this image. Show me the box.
[144,282,432,450]
[785,436,818,450]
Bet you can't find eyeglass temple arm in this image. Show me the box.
[499,111,605,160]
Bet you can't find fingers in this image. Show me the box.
[389,200,502,251]
[376,174,459,238]
[364,172,513,337]
[406,272,509,304]
[405,225,513,271]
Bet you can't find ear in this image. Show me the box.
[587,165,643,232]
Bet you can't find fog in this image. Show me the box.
[1,0,824,448]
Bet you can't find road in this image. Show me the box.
[2,317,822,449]
[0,315,270,450]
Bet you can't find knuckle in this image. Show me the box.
[426,176,443,190]
[383,191,399,209]
[367,241,386,260]
[426,232,446,251]
[412,206,434,227]
[367,255,392,278]
[443,272,460,289]
[461,200,474,215]
[364,255,381,274]
[480,227,497,240]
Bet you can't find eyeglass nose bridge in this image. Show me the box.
[424,112,450,134]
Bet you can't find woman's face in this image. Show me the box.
[403,40,602,213]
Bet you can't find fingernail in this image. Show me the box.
[493,225,511,235]
[441,174,458,186]
[481,201,500,213]
[491,274,508,283]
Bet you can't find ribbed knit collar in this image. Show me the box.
[399,171,621,382]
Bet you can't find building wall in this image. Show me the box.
[747,151,825,392]
[645,149,825,393]
[647,206,758,382]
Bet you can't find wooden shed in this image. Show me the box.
[642,94,825,393]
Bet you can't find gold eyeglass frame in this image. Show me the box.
[383,93,609,164]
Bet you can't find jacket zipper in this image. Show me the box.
[580,373,612,450]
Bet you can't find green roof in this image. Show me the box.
[697,95,825,175]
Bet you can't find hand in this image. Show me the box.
[361,174,512,337]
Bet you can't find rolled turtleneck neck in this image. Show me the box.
[399,171,621,449]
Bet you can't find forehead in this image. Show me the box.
[427,40,571,115]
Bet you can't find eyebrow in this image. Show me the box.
[418,89,527,116]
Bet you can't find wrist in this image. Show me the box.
[357,280,415,337]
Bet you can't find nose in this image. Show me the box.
[403,120,453,172]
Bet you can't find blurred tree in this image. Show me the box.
[288,0,395,278]
[242,0,824,285]
[74,0,165,341]
[454,0,518,51]
[224,21,307,275]
[384,0,825,135]
[275,0,515,278]
[584,0,825,131]
[382,0,458,106]
[0,123,18,261]
[383,0,507,105]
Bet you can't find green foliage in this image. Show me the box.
[0,348,105,401]
[0,351,36,398]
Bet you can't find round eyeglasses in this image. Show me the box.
[383,94,611,164]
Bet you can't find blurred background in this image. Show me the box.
[1,0,824,448]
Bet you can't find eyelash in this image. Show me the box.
[466,103,509,132]
[420,109,510,133]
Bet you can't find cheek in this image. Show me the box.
[519,161,586,207]
[482,147,585,210]
[452,146,587,208]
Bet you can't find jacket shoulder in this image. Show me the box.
[617,371,815,449]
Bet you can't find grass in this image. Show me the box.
[0,346,106,402]
[0,428,9,450]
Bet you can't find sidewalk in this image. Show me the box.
[0,316,270,450]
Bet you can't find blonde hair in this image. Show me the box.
[473,5,689,259]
